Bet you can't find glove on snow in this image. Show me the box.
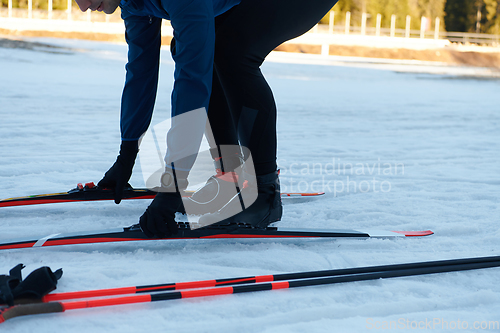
[0,264,63,306]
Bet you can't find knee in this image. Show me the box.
[214,32,260,74]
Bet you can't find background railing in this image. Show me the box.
[0,0,122,22]
[0,4,499,47]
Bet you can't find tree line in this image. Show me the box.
[324,0,500,34]
[2,0,500,34]
[2,0,69,12]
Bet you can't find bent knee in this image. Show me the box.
[214,32,263,73]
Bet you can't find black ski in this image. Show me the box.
[0,223,433,251]
[0,182,325,208]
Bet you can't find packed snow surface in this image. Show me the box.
[1,37,499,332]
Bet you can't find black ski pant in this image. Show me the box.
[208,0,338,176]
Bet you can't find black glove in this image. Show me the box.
[0,264,62,306]
[139,192,183,238]
[98,140,139,204]
[0,264,23,306]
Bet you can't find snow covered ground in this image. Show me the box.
[1,37,500,332]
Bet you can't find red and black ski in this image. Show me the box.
[0,182,325,208]
[0,223,433,251]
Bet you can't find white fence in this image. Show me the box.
[321,12,441,40]
[0,4,499,48]
[0,3,121,22]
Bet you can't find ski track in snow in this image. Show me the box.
[1,37,499,332]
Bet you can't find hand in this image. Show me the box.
[98,140,139,204]
[139,192,183,238]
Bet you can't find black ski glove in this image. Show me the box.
[0,264,23,306]
[98,140,139,204]
[0,264,63,306]
[139,192,183,238]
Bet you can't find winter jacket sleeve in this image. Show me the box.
[120,0,215,175]
[120,14,162,141]
[162,0,216,174]
[165,0,215,117]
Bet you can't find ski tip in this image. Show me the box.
[281,192,326,197]
[392,230,434,237]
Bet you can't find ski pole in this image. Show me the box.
[40,255,500,303]
[2,256,500,323]
[26,254,499,303]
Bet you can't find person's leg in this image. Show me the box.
[197,0,338,227]
[211,0,338,176]
[184,9,246,216]
[205,8,240,160]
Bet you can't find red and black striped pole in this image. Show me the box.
[2,255,500,323]
[42,254,500,302]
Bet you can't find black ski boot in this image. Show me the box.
[182,152,245,215]
[197,170,282,229]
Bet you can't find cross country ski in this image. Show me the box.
[0,222,433,251]
[0,182,325,208]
